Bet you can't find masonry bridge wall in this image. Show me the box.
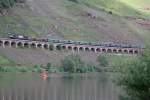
[0,38,141,54]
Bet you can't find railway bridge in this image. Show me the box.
[0,38,142,54]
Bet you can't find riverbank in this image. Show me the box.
[0,66,117,74]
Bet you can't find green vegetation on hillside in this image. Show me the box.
[0,55,14,66]
[0,0,149,43]
[0,0,25,10]
[0,0,16,9]
[0,16,36,37]
[97,55,108,67]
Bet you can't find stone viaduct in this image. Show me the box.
[0,38,142,54]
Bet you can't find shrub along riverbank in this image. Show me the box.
[0,55,103,73]
[0,64,100,73]
[116,48,150,100]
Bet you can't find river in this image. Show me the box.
[0,73,120,100]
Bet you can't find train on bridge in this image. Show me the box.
[7,33,144,49]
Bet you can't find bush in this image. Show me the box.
[45,63,52,72]
[61,55,85,73]
[86,62,96,72]
[0,66,3,72]
[118,49,150,100]
[33,65,42,73]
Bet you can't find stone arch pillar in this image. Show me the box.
[0,40,4,47]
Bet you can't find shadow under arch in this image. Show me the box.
[62,46,66,50]
[79,47,84,51]
[49,44,54,51]
[85,47,90,52]
[96,48,100,52]
[102,48,106,53]
[24,42,30,48]
[17,42,24,47]
[73,47,78,51]
[30,43,36,48]
[4,41,10,47]
[107,49,112,53]
[68,46,72,50]
[37,44,43,48]
[11,42,16,47]
[44,44,49,49]
[124,49,128,54]
[91,48,95,52]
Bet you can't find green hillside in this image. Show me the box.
[82,0,150,18]
[0,0,150,43]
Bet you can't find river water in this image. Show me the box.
[0,73,120,100]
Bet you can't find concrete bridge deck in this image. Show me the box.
[0,38,142,54]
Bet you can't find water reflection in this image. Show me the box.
[0,73,120,100]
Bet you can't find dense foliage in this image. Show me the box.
[61,55,97,73]
[0,55,98,73]
[61,55,85,73]
[118,49,150,100]
[0,0,16,9]
[0,0,24,10]
[97,55,108,67]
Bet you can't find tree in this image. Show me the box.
[0,0,25,11]
[61,55,85,73]
[97,55,108,67]
[45,63,52,72]
[118,49,150,100]
[0,0,16,9]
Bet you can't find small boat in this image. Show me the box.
[40,71,48,80]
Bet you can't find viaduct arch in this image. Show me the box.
[0,38,141,54]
